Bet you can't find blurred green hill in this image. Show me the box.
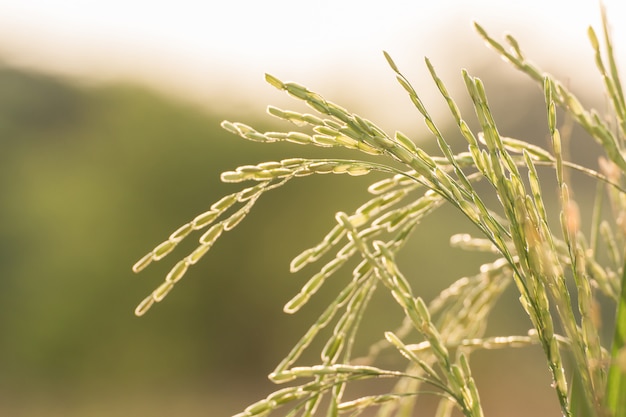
[0,66,402,415]
[0,63,591,415]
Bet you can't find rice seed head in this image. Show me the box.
[283,82,311,100]
[192,210,220,229]
[284,291,310,314]
[286,131,312,145]
[134,295,155,316]
[368,177,399,194]
[186,243,212,265]
[267,387,305,406]
[169,223,193,243]
[265,73,285,90]
[588,25,600,51]
[267,370,296,383]
[383,50,399,72]
[321,333,344,363]
[166,259,189,284]
[199,222,224,245]
[395,131,418,154]
[224,209,247,231]
[290,248,315,272]
[266,105,287,119]
[308,161,336,174]
[565,199,581,236]
[237,184,265,202]
[153,240,176,260]
[132,252,153,273]
[346,164,371,176]
[257,161,282,170]
[220,120,239,135]
[243,398,273,416]
[153,281,174,302]
[211,193,238,212]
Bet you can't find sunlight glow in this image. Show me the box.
[0,0,623,121]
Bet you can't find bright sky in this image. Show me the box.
[0,0,623,124]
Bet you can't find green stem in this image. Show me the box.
[606,255,626,415]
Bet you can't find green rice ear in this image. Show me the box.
[132,5,625,416]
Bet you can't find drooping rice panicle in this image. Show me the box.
[133,6,626,416]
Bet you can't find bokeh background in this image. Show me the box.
[0,1,624,415]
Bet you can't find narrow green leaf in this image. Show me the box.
[606,257,626,415]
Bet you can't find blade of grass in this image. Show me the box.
[606,256,626,415]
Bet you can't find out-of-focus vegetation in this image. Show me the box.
[0,66,396,415]
[1,58,601,415]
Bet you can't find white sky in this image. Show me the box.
[0,0,623,125]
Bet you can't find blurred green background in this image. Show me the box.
[0,50,606,415]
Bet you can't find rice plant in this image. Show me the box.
[132,5,626,416]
